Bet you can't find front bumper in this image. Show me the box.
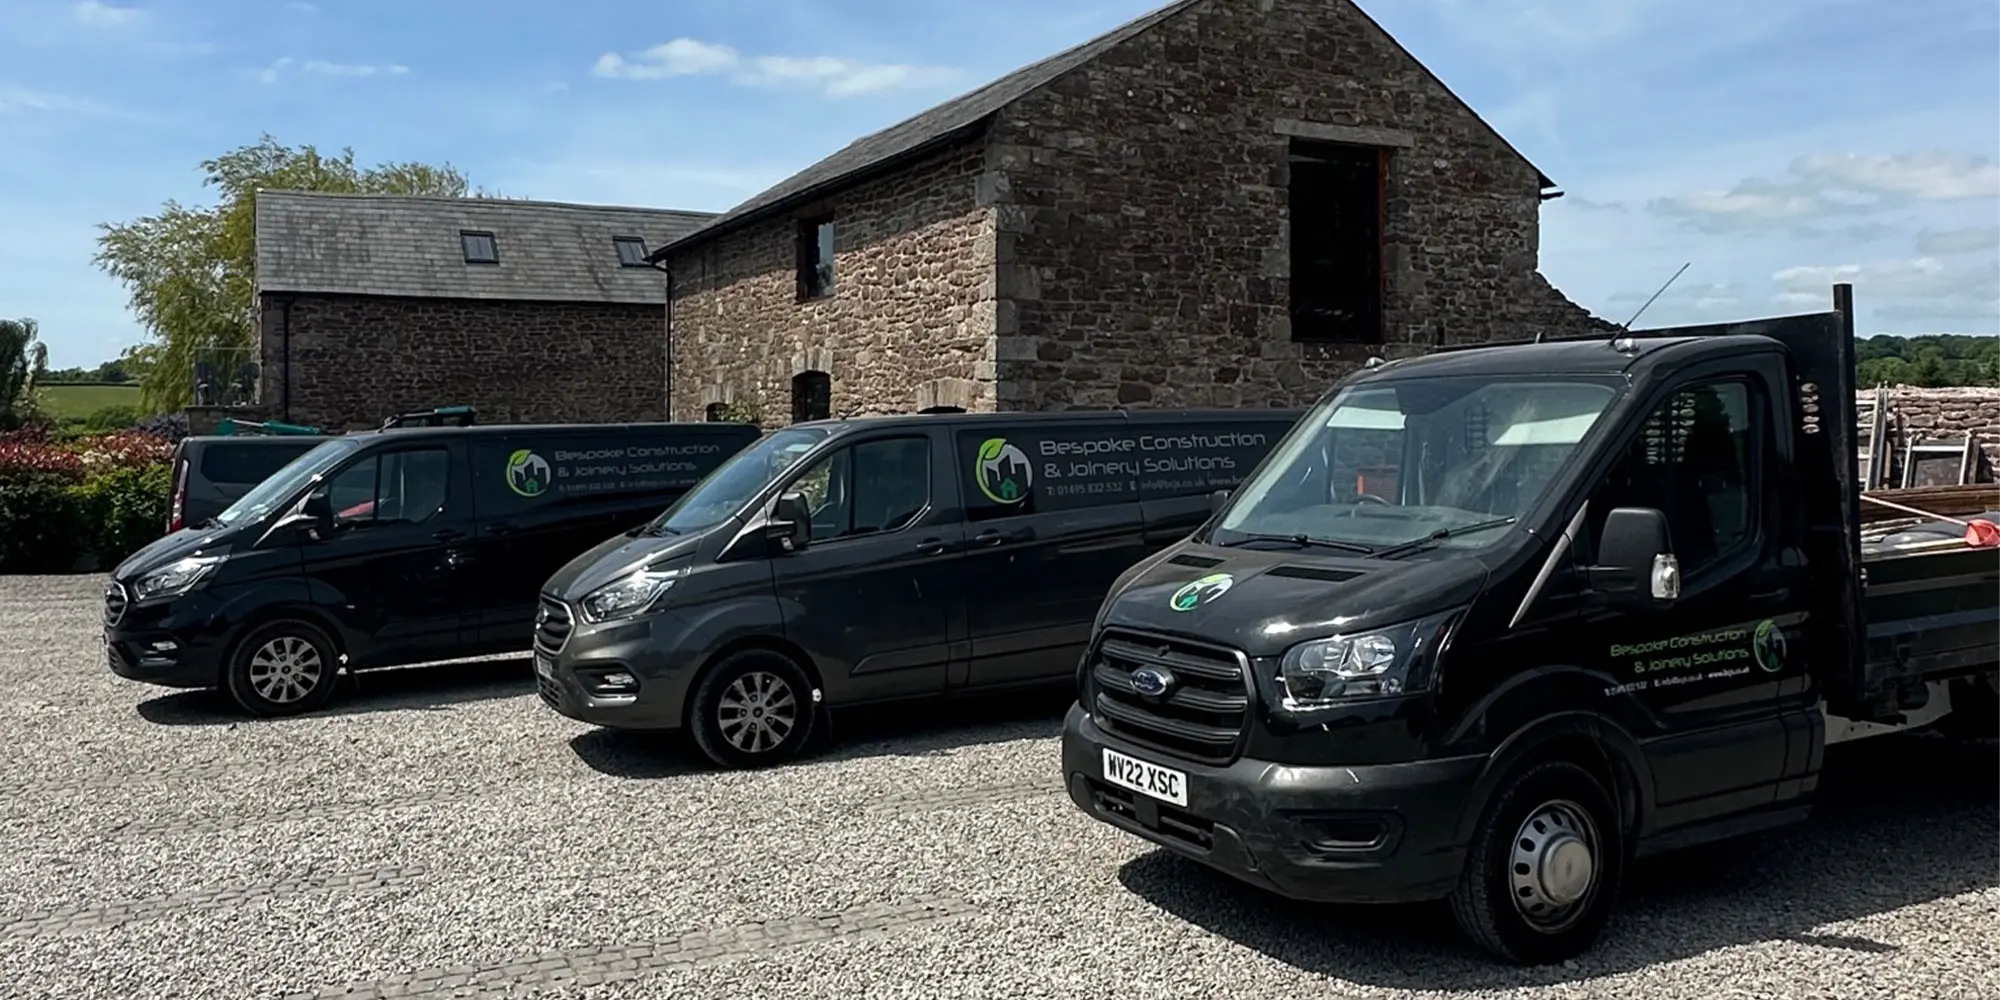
[102,588,228,689]
[534,607,702,731]
[1062,703,1482,904]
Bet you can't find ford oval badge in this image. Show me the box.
[1130,667,1174,697]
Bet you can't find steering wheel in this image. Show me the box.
[1353,492,1394,506]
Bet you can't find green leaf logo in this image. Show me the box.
[977,438,1005,462]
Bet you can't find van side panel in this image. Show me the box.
[465,425,756,649]
[958,411,1301,689]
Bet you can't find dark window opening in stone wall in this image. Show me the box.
[797,216,836,300]
[704,402,728,422]
[460,230,498,265]
[1288,140,1384,345]
[918,405,966,414]
[614,236,649,267]
[792,370,832,423]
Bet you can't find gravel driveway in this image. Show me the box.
[1,573,1995,999]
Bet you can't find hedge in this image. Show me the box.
[0,427,175,574]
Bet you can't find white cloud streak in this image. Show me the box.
[72,0,145,28]
[256,57,410,83]
[592,38,959,97]
[1650,150,2000,234]
[1771,256,1998,320]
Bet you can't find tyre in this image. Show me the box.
[222,619,342,718]
[687,649,818,770]
[1448,758,1624,964]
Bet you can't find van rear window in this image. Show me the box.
[198,443,321,485]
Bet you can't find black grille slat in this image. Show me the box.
[533,597,573,657]
[103,582,128,628]
[1090,627,1251,766]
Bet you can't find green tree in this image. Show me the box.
[94,134,493,411]
[0,317,49,429]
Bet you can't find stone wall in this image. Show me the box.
[257,292,665,431]
[984,0,1611,410]
[663,147,995,426]
[1860,386,2000,485]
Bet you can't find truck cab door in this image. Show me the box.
[1576,359,1804,833]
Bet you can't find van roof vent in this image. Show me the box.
[1167,553,1224,569]
[1266,565,1364,583]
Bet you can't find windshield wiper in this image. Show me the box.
[1372,517,1518,559]
[1218,532,1375,555]
[640,522,680,537]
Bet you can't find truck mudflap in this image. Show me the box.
[1061,703,1483,905]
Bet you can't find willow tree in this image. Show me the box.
[94,135,488,411]
[0,317,48,429]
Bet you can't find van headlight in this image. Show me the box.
[1276,609,1460,710]
[578,568,682,624]
[132,555,224,601]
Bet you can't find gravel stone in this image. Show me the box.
[1,573,1994,999]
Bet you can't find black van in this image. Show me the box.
[166,435,330,533]
[104,421,761,717]
[532,408,1302,768]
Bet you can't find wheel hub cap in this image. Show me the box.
[717,671,798,754]
[1507,799,1601,930]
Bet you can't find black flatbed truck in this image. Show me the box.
[1060,283,2000,964]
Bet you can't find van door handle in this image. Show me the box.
[486,523,515,537]
[915,537,948,556]
[433,528,467,542]
[972,530,1006,547]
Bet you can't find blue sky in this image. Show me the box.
[2,0,1995,368]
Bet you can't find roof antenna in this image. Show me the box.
[1617,261,1691,331]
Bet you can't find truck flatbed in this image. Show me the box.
[1860,511,2000,688]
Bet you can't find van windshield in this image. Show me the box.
[643,426,832,535]
[210,437,364,528]
[1211,376,1622,554]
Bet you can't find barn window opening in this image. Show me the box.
[703,402,728,422]
[1288,140,1384,344]
[797,216,835,300]
[460,230,499,265]
[918,405,965,414]
[791,370,831,423]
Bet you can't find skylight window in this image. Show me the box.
[614,236,649,267]
[460,230,498,264]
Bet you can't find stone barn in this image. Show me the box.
[653,0,1613,426]
[253,191,713,430]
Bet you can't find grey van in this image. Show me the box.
[167,435,331,533]
[531,408,1303,768]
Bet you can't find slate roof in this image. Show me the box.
[256,191,716,304]
[653,0,1553,260]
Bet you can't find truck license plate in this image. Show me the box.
[533,654,554,681]
[1102,747,1188,807]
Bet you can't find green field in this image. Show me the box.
[37,382,142,420]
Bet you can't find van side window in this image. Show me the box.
[791,436,930,541]
[1587,380,1756,574]
[326,449,451,526]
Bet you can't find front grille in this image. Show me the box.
[533,596,573,656]
[103,581,129,628]
[1089,628,1251,766]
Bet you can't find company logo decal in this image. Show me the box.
[1752,618,1787,673]
[1169,572,1234,612]
[1129,667,1175,697]
[974,437,1032,504]
[506,449,552,498]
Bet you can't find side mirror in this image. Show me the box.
[264,490,334,544]
[766,490,811,553]
[1587,507,1679,607]
[1208,488,1231,514]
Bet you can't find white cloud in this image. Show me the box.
[1915,225,2000,256]
[72,0,145,28]
[255,57,410,83]
[1771,257,1998,323]
[0,85,117,116]
[592,37,959,97]
[1650,150,2000,234]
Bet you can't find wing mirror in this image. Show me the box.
[1586,507,1679,608]
[767,490,811,553]
[265,489,334,544]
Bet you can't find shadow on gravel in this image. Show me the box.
[1117,732,1999,988]
[134,658,536,726]
[569,686,1073,780]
